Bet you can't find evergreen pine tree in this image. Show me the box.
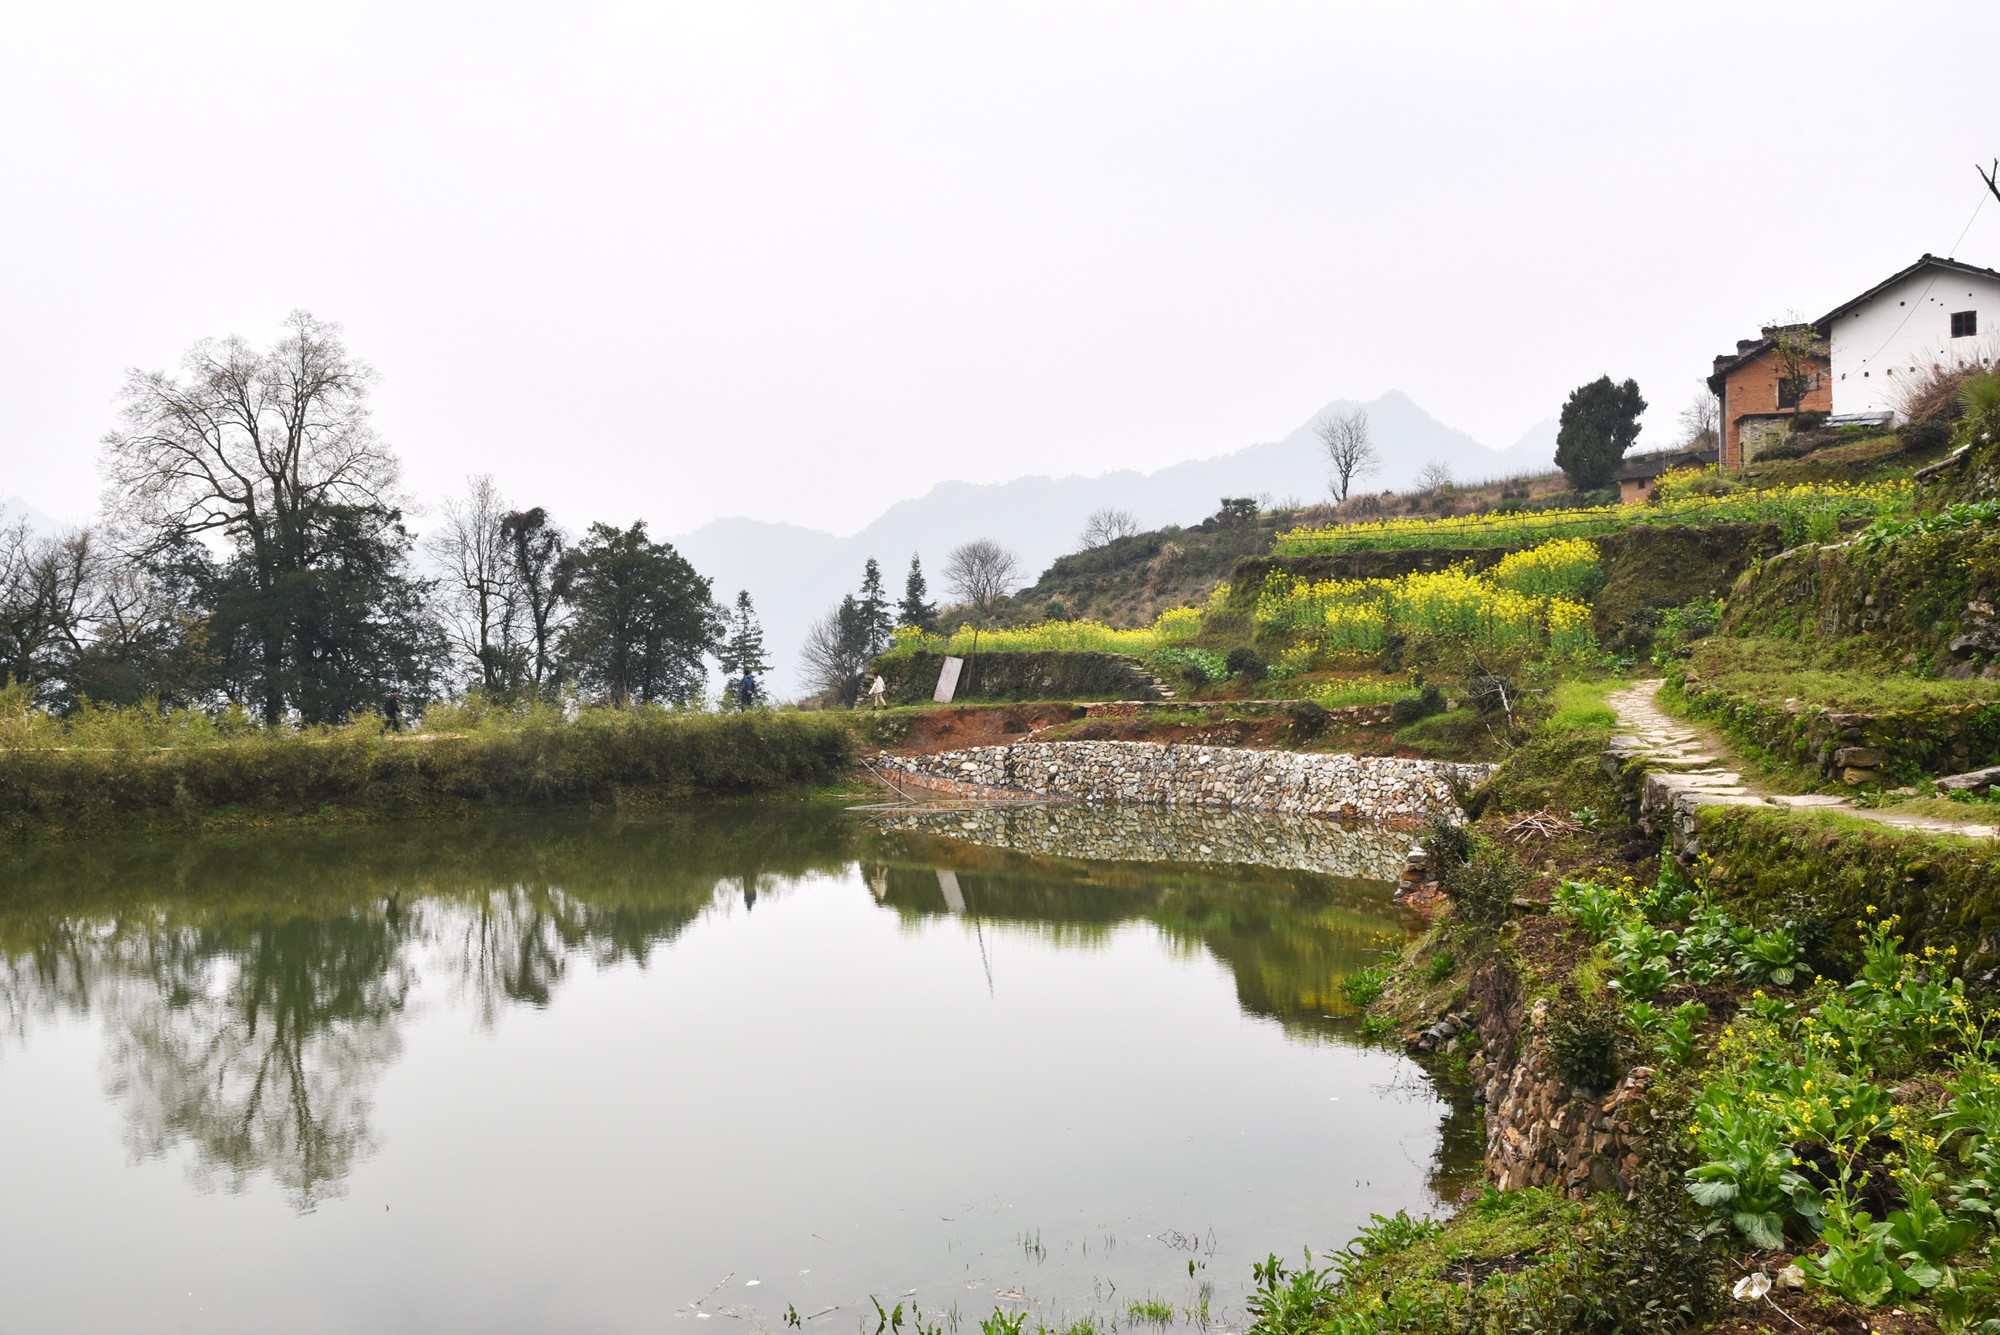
[857,558,894,656]
[898,553,938,633]
[718,589,771,678]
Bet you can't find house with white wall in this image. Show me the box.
[1820,254,2000,420]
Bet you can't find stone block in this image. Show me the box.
[1834,746,1887,768]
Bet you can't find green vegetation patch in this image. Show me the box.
[0,703,856,841]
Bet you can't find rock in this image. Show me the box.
[1834,746,1887,768]
[1841,767,1881,786]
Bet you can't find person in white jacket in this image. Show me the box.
[868,674,887,709]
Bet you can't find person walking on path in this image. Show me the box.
[381,687,404,735]
[868,674,887,709]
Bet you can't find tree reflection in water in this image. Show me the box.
[102,914,410,1209]
[0,804,1464,1212]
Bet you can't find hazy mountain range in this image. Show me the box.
[675,391,1558,696]
[6,391,1561,699]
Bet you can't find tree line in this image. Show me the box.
[1,313,773,723]
[2,311,1038,722]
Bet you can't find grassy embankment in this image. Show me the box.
[0,690,857,841]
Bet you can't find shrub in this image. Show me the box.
[1391,682,1446,724]
[1422,811,1474,879]
[1442,846,1523,929]
[1791,409,1829,432]
[1546,984,1621,1091]
[1224,647,1267,681]
[1901,419,1953,454]
[1284,700,1328,743]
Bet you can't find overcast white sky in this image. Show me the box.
[4,1,1997,537]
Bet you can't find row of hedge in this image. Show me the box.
[0,710,857,840]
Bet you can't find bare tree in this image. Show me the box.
[943,539,1020,614]
[1413,459,1455,496]
[0,520,98,691]
[426,475,522,695]
[1677,392,1719,450]
[797,598,871,704]
[1313,407,1380,502]
[1981,158,2000,206]
[1079,507,1140,549]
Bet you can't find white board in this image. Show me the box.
[933,655,964,704]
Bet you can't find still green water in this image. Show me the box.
[0,806,1473,1335]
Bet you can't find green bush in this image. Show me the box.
[1391,682,1447,724]
[1224,647,1267,681]
[1443,847,1524,930]
[1546,984,1620,1091]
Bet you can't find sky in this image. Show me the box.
[4,1,1998,538]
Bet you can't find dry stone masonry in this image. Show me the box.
[880,740,1492,827]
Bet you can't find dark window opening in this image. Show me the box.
[1952,310,1978,338]
[1778,375,1807,409]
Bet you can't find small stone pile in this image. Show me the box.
[879,740,1493,828]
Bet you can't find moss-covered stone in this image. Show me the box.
[1695,805,2000,977]
[1722,526,2000,673]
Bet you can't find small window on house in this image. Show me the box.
[1778,375,1806,408]
[1952,310,1978,338]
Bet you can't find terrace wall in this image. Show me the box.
[878,739,1491,826]
[1667,669,2000,787]
[871,651,1168,705]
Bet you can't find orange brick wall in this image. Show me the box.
[1718,349,1833,468]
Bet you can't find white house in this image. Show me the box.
[1821,254,2000,420]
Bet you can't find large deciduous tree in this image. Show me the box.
[558,522,718,707]
[943,539,1019,615]
[98,311,438,723]
[1555,376,1647,492]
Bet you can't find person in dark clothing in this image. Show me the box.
[738,674,757,710]
[382,688,404,735]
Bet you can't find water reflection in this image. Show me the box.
[0,806,1457,1221]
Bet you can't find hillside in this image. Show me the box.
[675,392,1557,695]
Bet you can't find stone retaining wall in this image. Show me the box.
[879,740,1492,827]
[1670,672,2000,788]
[874,802,1413,882]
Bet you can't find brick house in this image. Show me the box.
[1706,324,1832,468]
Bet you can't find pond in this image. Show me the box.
[0,806,1475,1335]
